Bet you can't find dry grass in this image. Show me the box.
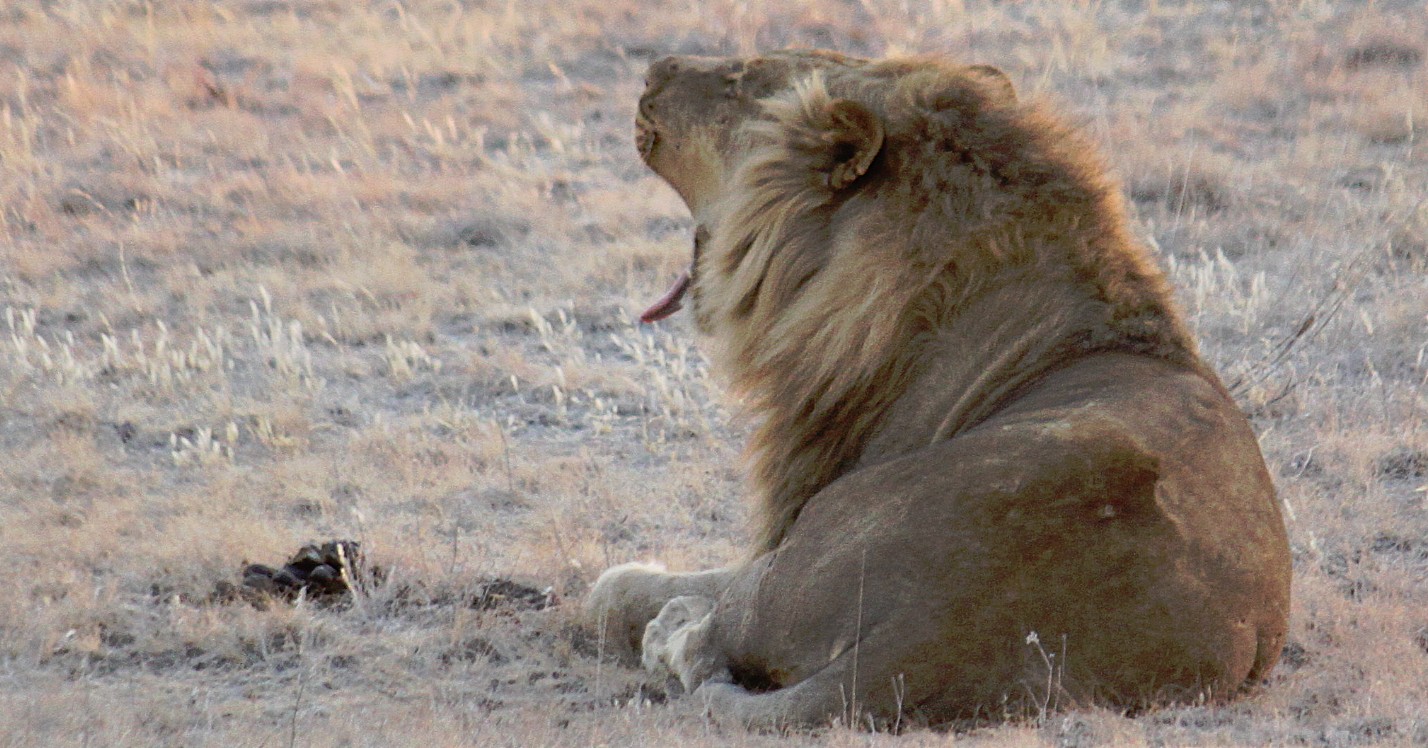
[1,1,1425,745]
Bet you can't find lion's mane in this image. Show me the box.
[699,60,1202,553]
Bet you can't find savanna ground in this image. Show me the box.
[1,1,1426,745]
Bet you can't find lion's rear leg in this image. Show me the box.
[584,563,735,662]
[694,626,926,731]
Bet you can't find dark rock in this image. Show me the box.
[231,540,372,602]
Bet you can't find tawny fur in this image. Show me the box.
[699,62,1202,553]
[589,51,1290,727]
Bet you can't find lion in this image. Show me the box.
[585,50,1292,729]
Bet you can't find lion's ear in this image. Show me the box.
[822,99,884,190]
[966,64,1017,103]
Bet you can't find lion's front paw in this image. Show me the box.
[584,562,670,661]
[642,595,720,691]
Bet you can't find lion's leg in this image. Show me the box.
[694,625,921,731]
[583,562,735,662]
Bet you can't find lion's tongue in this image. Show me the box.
[639,271,691,324]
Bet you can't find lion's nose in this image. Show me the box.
[646,55,728,89]
[645,56,683,90]
[642,57,695,119]
[640,57,682,119]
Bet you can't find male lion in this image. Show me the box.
[586,50,1291,729]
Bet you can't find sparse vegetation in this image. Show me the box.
[0,1,1424,746]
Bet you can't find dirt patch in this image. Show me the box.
[470,579,557,611]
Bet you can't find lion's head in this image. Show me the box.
[636,52,1200,553]
[636,52,1019,325]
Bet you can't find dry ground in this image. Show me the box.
[2,1,1426,745]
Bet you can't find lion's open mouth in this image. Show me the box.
[634,113,686,324]
[635,117,656,161]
